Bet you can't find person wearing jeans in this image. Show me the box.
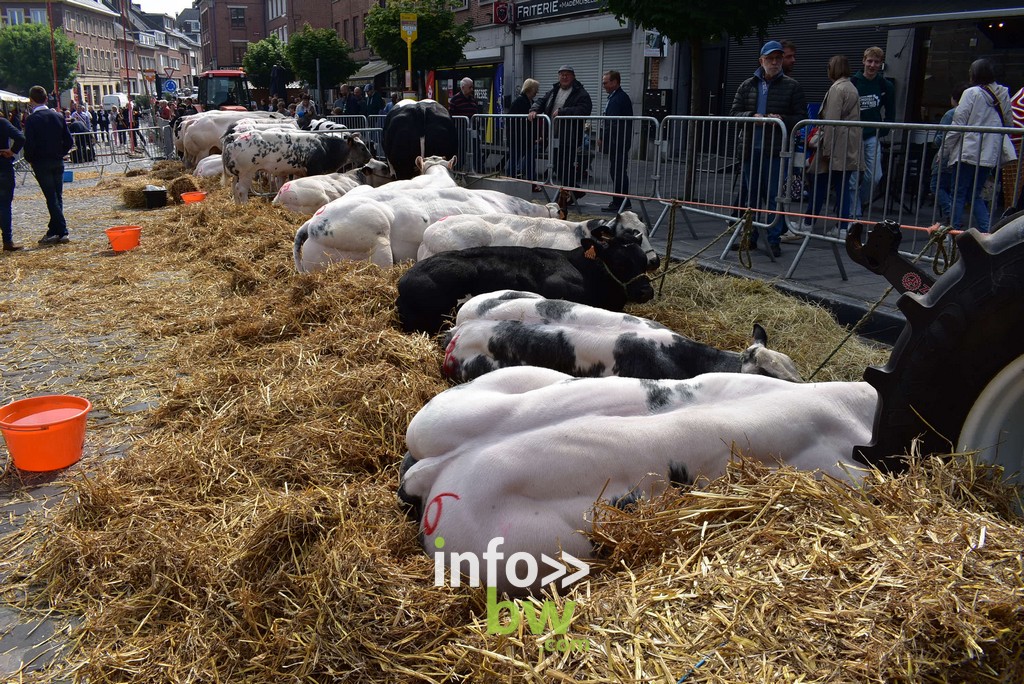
[850,46,895,218]
[729,40,807,257]
[941,59,1013,233]
[0,114,25,251]
[23,85,73,245]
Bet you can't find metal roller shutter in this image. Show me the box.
[725,0,887,113]
[531,36,632,114]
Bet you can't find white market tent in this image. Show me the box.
[0,89,30,103]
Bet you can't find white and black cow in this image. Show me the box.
[178,110,282,168]
[418,211,660,270]
[292,156,564,272]
[441,290,802,383]
[383,100,458,180]
[223,129,372,204]
[396,229,655,335]
[194,153,225,178]
[398,366,877,594]
[271,158,394,214]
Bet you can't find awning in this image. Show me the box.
[0,89,29,103]
[818,0,1024,30]
[349,61,393,83]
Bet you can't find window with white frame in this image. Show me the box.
[6,8,24,24]
[30,8,46,24]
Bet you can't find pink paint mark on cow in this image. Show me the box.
[423,491,460,535]
[441,334,460,378]
[281,182,291,192]
[314,205,327,216]
[239,132,253,142]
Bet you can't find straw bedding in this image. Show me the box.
[0,175,1021,683]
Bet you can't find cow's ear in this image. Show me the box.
[590,225,614,243]
[751,322,768,347]
[447,156,457,169]
[580,237,606,259]
[415,156,425,171]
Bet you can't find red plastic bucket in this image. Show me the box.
[0,395,91,471]
[105,225,141,252]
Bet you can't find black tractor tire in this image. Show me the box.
[855,220,1024,474]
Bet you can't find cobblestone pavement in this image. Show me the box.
[1,161,162,679]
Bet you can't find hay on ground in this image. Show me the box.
[0,187,1020,683]
[167,175,200,203]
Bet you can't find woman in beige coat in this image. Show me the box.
[805,55,862,230]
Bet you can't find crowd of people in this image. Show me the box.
[726,40,1023,257]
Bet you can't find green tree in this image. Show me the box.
[0,23,78,94]
[285,24,358,101]
[604,0,788,197]
[242,35,291,89]
[603,0,787,116]
[365,0,474,77]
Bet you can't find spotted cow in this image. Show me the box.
[272,159,395,214]
[398,366,877,595]
[223,129,372,204]
[396,229,655,335]
[441,290,802,383]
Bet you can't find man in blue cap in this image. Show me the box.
[730,40,806,257]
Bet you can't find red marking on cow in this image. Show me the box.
[239,132,253,142]
[314,205,327,216]
[584,245,597,260]
[281,182,290,192]
[423,491,460,535]
[442,334,460,377]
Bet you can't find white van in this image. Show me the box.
[102,93,129,111]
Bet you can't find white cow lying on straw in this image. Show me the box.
[271,159,394,214]
[398,366,876,594]
[292,156,563,272]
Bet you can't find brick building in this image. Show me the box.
[194,0,264,70]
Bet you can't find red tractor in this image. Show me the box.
[194,69,252,111]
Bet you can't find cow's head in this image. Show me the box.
[361,158,396,187]
[739,323,802,382]
[416,155,456,176]
[591,212,660,271]
[580,228,655,304]
[336,132,373,171]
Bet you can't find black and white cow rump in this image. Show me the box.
[223,129,372,203]
[383,100,458,180]
[441,290,802,383]
[396,232,655,335]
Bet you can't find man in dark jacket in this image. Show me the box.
[0,112,25,251]
[529,65,593,197]
[730,41,807,257]
[24,85,73,245]
[601,69,633,212]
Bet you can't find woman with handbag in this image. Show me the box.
[804,55,861,235]
[941,58,1013,232]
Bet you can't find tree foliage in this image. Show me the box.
[0,23,78,94]
[242,35,290,89]
[365,0,474,73]
[602,0,787,47]
[284,24,358,89]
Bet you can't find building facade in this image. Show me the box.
[194,0,265,70]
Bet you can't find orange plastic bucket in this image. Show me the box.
[0,395,91,471]
[105,225,141,252]
[181,191,207,204]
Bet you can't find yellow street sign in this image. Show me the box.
[400,12,418,44]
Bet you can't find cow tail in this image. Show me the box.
[293,225,310,272]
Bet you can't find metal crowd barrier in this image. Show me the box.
[64,126,166,176]
[453,112,1021,281]
[779,119,1023,279]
